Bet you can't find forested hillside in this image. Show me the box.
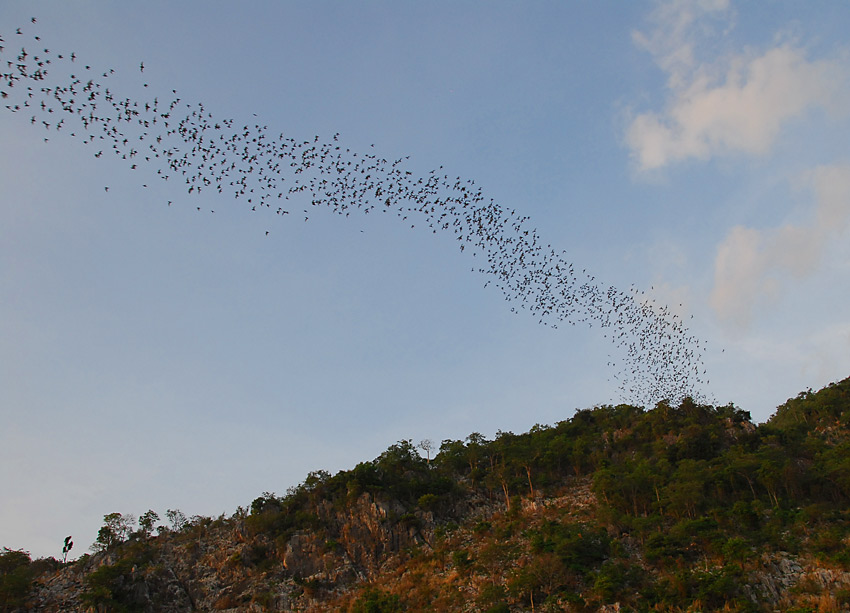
[4,377,850,612]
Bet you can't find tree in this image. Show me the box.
[138,510,160,538]
[465,432,489,484]
[755,445,787,508]
[513,433,542,500]
[376,439,426,473]
[165,508,188,532]
[418,439,435,465]
[508,553,568,611]
[435,439,467,473]
[0,548,34,611]
[664,460,709,519]
[91,513,135,552]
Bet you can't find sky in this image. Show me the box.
[1,1,849,559]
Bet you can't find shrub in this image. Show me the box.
[81,558,137,612]
[417,493,439,511]
[350,587,404,612]
[477,583,507,608]
[451,549,472,570]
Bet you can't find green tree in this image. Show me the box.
[756,445,788,508]
[0,548,34,612]
[91,513,135,552]
[435,439,467,474]
[816,442,850,501]
[664,459,709,519]
[138,510,160,537]
[465,432,489,486]
[508,553,570,611]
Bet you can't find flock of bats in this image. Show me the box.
[2,18,710,407]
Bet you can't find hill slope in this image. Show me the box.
[4,377,850,612]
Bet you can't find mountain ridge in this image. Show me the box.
[4,376,850,611]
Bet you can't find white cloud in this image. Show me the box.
[632,0,731,91]
[710,162,850,328]
[629,3,850,331]
[628,2,849,170]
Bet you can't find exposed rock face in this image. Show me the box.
[28,550,194,612]
[17,482,850,612]
[21,490,489,612]
[325,495,435,571]
[746,552,850,608]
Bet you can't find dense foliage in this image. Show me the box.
[5,376,850,611]
[0,549,59,612]
[227,375,850,610]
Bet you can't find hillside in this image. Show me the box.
[4,377,850,612]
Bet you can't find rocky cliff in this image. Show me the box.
[7,377,850,612]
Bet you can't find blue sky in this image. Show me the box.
[2,1,849,559]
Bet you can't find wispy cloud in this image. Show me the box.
[628,1,849,170]
[628,1,850,330]
[631,0,731,91]
[710,163,850,328]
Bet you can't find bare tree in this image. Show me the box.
[418,439,435,465]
